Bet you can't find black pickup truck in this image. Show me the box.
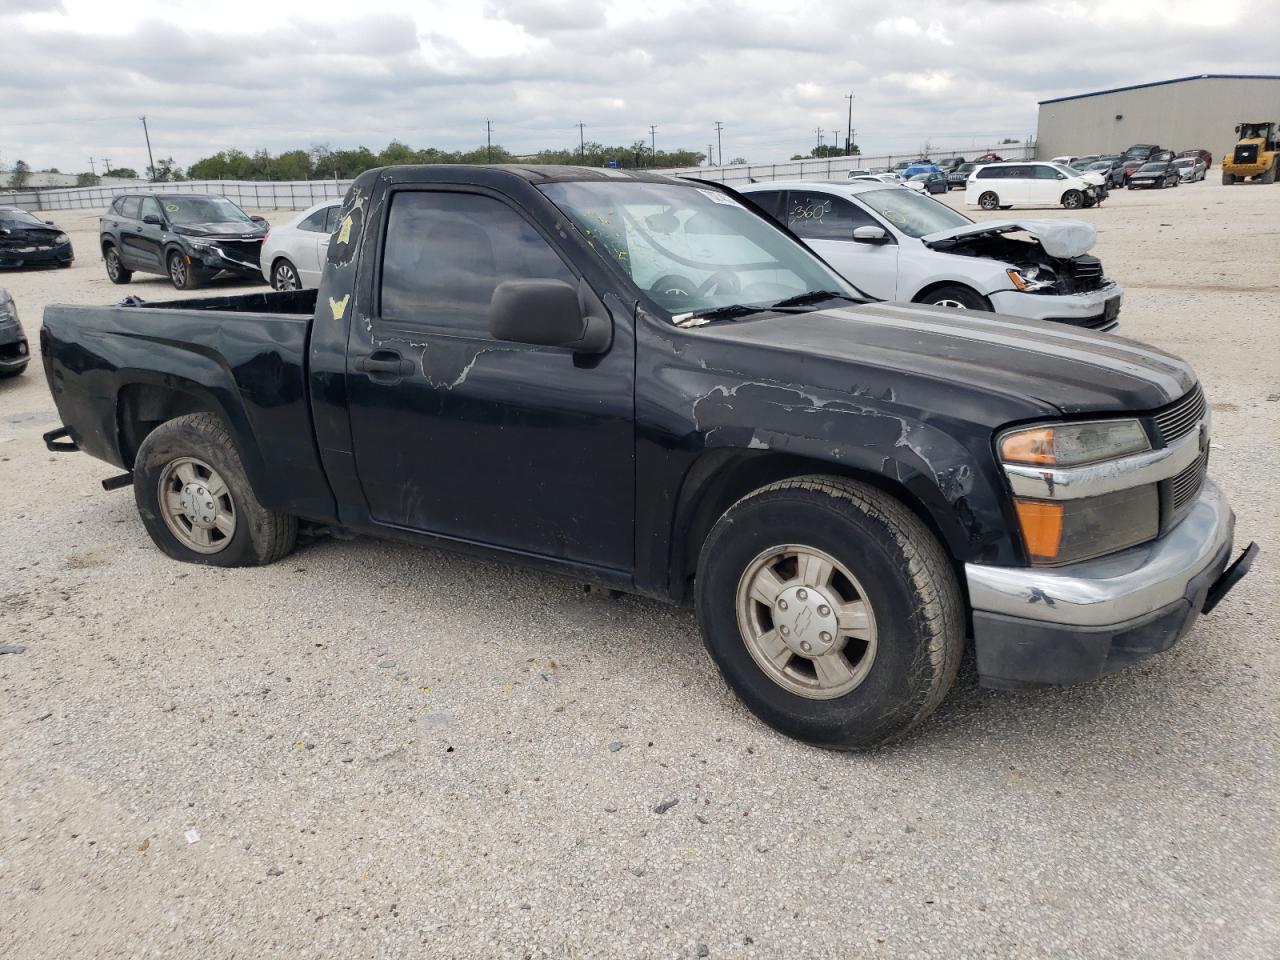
[41,165,1255,748]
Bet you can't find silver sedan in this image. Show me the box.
[259,198,342,290]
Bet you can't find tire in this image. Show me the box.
[1061,189,1084,209]
[270,258,301,291]
[133,412,297,567]
[104,245,132,284]
[695,476,963,749]
[917,284,991,311]
[978,191,999,211]
[1222,172,1235,185]
[1262,161,1277,185]
[167,249,203,290]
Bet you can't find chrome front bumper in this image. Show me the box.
[966,479,1255,687]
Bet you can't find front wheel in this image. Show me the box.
[918,284,991,311]
[167,250,204,290]
[133,413,297,567]
[695,476,964,749]
[1061,189,1084,209]
[104,246,132,284]
[978,191,1000,210]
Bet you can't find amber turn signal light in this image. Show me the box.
[1013,499,1063,561]
[1000,428,1057,466]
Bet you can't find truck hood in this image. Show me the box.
[921,219,1095,258]
[685,301,1194,416]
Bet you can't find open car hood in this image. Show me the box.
[920,219,1096,259]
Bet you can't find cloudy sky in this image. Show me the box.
[1,0,1275,174]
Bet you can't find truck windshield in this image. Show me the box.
[160,196,253,226]
[855,186,971,239]
[539,180,859,317]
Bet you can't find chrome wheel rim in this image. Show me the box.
[933,299,966,309]
[1064,193,1081,208]
[157,457,235,554]
[735,544,878,700]
[169,254,186,287]
[106,250,120,280]
[273,262,298,291]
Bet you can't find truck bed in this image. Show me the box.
[41,290,336,523]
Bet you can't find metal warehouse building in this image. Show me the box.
[1036,74,1280,161]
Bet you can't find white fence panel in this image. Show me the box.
[0,179,355,213]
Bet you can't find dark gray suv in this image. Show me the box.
[100,194,268,290]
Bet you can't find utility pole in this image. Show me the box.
[88,157,96,176]
[707,143,713,168]
[844,93,854,155]
[140,116,155,181]
[102,158,112,175]
[649,124,657,164]
[485,119,493,162]
[816,127,823,151]
[577,122,586,161]
[714,122,724,167]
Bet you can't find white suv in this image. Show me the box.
[739,180,1122,329]
[965,162,1105,210]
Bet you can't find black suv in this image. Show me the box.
[100,194,268,290]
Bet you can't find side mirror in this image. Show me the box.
[250,215,267,225]
[1056,173,1066,180]
[853,225,889,245]
[489,279,612,354]
[142,214,163,225]
[45,220,55,225]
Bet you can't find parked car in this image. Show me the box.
[892,159,913,173]
[844,169,874,179]
[905,171,948,194]
[1050,155,1081,168]
[41,165,1254,750]
[0,288,29,376]
[1172,156,1207,182]
[1177,148,1213,168]
[946,162,977,189]
[260,199,342,290]
[1123,144,1162,161]
[938,157,966,172]
[0,206,73,269]
[100,193,269,290]
[1150,150,1177,164]
[1085,160,1125,188]
[965,162,1104,210]
[741,180,1122,329]
[973,151,1004,163]
[902,162,942,179]
[1127,161,1180,189]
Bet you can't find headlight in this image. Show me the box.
[1000,419,1149,466]
[1006,266,1057,293]
[54,233,70,245]
[186,238,215,250]
[999,419,1158,565]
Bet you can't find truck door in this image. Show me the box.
[343,188,635,573]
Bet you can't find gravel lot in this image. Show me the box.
[2,180,1277,959]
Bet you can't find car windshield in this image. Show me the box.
[856,186,970,238]
[908,173,932,181]
[1172,159,1194,168]
[159,196,253,225]
[0,207,47,226]
[1138,163,1165,172]
[539,180,859,318]
[1087,162,1111,170]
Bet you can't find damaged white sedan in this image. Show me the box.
[740,180,1122,330]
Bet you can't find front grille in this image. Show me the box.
[1171,447,1209,509]
[1059,255,1105,293]
[1153,386,1206,444]
[216,239,262,266]
[1234,144,1258,165]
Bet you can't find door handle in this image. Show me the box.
[353,352,415,379]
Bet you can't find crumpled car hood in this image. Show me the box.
[921,219,1096,259]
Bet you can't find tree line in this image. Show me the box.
[184,140,709,181]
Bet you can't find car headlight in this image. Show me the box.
[54,233,70,245]
[999,419,1159,564]
[1006,266,1057,293]
[186,238,216,250]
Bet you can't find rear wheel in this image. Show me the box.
[978,191,999,211]
[1222,172,1236,185]
[1262,161,1277,184]
[918,284,991,311]
[133,413,296,567]
[695,476,963,749]
[104,246,132,284]
[271,258,301,291]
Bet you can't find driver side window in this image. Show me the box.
[139,197,163,221]
[786,192,876,241]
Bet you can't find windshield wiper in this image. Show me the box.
[769,290,859,309]
[673,303,771,327]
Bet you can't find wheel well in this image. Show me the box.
[101,238,116,255]
[912,280,989,309]
[116,383,214,467]
[672,451,965,604]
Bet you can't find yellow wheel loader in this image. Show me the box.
[1222,121,1280,184]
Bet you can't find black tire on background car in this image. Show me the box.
[104,245,132,284]
[167,250,203,290]
[918,284,991,311]
[271,258,301,291]
[1061,189,1084,209]
[978,191,1000,210]
[695,476,964,749]
[133,413,297,567]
